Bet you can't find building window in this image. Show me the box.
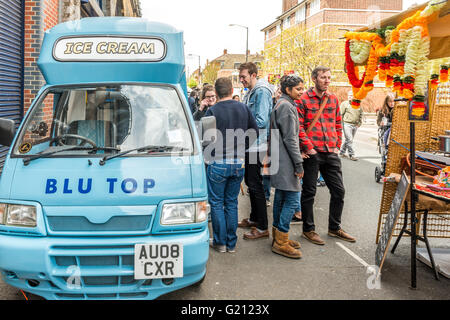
[234,62,241,69]
[276,24,281,35]
[309,0,320,16]
[265,30,268,40]
[283,17,290,29]
[295,5,306,23]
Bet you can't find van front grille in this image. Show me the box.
[46,215,152,235]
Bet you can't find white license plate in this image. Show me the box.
[134,243,183,279]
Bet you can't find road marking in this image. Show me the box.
[336,242,370,268]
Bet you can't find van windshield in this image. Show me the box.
[13,85,193,157]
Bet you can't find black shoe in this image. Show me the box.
[291,215,302,224]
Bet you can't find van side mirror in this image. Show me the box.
[198,116,216,147]
[0,118,16,147]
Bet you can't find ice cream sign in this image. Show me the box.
[53,36,166,61]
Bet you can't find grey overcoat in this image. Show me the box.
[268,94,303,192]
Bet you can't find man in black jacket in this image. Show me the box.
[204,77,258,253]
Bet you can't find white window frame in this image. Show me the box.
[276,24,281,35]
[283,17,290,29]
[309,0,320,16]
[295,5,306,23]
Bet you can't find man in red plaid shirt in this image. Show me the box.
[297,66,356,245]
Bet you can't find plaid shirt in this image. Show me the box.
[297,88,342,153]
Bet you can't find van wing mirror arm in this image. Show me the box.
[198,116,216,147]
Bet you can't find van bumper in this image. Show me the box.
[0,229,209,300]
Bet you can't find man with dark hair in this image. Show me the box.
[205,77,258,253]
[188,89,198,114]
[237,62,273,240]
[297,66,356,245]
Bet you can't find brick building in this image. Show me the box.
[261,0,403,111]
[194,49,265,97]
[0,0,141,169]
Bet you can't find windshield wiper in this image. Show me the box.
[99,145,187,165]
[23,145,120,166]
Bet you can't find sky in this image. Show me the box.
[140,0,430,77]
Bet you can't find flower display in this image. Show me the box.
[344,0,446,105]
[441,65,449,83]
[349,40,371,64]
[351,99,361,109]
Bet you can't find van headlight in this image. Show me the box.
[160,201,210,225]
[0,203,37,227]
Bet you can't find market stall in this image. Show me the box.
[342,0,450,288]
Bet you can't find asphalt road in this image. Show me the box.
[160,122,450,300]
[1,122,449,300]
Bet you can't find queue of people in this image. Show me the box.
[198,63,358,260]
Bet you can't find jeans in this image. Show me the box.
[207,160,245,250]
[295,191,302,213]
[301,152,345,232]
[273,189,300,233]
[244,152,268,230]
[263,175,271,200]
[340,123,358,156]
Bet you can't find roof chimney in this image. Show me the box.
[224,49,228,55]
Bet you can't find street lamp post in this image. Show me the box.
[187,53,201,86]
[229,24,249,62]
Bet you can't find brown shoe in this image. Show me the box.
[302,231,325,245]
[272,230,302,259]
[328,228,356,242]
[272,227,301,249]
[243,227,269,240]
[238,218,257,228]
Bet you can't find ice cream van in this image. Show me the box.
[0,17,213,300]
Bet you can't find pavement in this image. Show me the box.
[1,122,449,300]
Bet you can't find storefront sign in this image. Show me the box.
[53,36,166,62]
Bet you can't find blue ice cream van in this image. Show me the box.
[0,17,212,300]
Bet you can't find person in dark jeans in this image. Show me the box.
[237,62,273,240]
[297,66,356,245]
[205,77,258,253]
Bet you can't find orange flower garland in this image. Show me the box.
[344,0,446,106]
[441,65,449,83]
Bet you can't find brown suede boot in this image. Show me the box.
[272,226,301,249]
[272,230,302,259]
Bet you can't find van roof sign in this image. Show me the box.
[39,17,186,85]
[53,36,167,62]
